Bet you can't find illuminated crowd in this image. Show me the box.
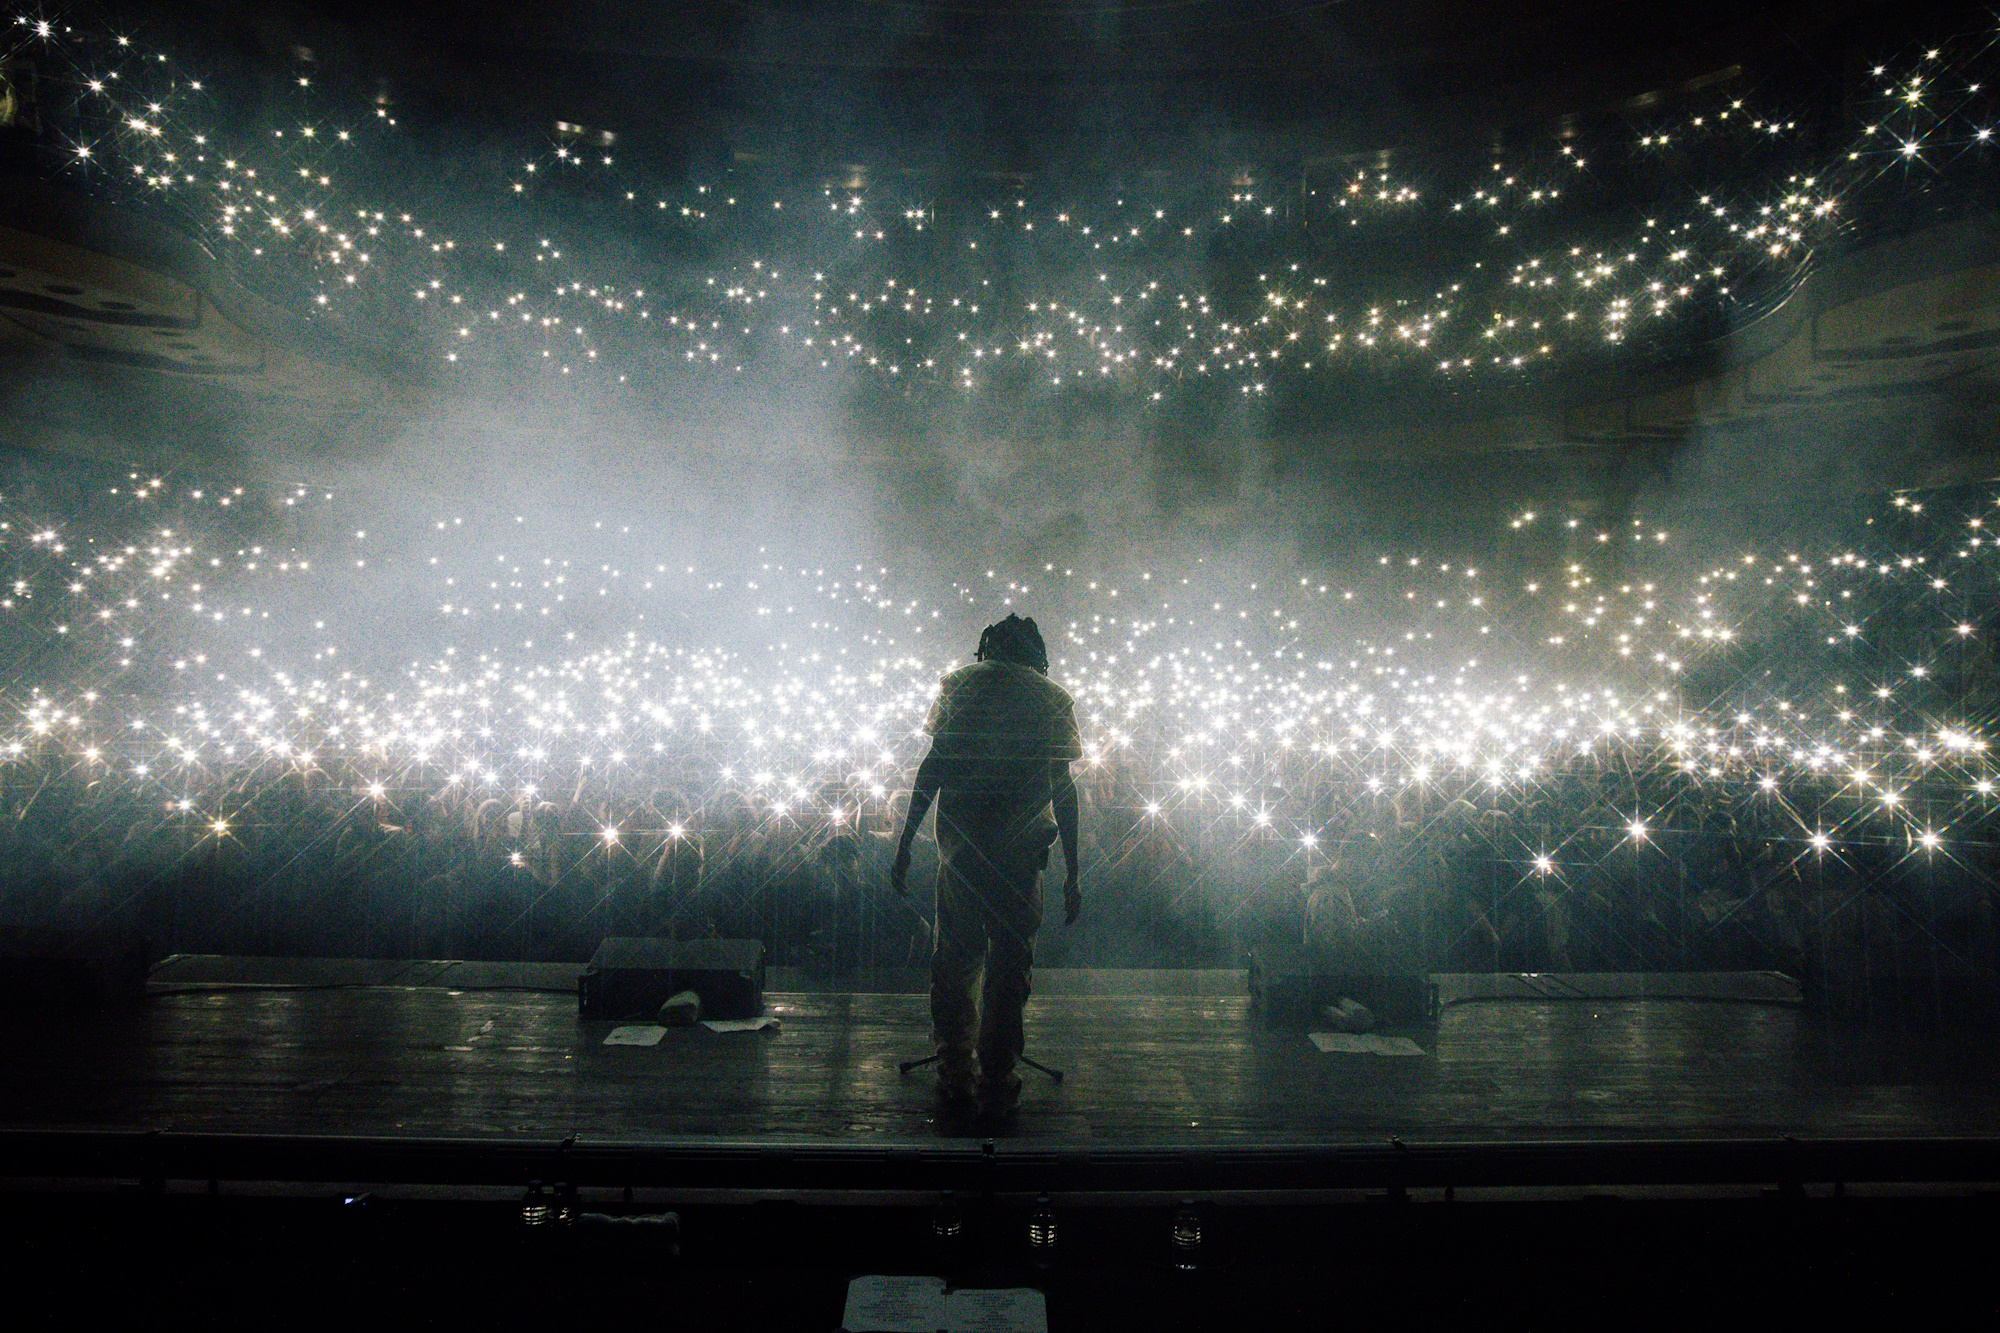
[4,11,1996,399]
[0,12,1997,997]
[0,455,1990,1000]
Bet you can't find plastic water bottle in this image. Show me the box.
[1172,1199,1202,1271]
[933,1190,963,1240]
[1027,1194,1057,1268]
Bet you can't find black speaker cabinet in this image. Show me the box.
[0,927,153,1008]
[1247,942,1438,1028]
[579,938,765,1021]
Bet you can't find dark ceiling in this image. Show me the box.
[158,0,1903,177]
[8,0,1987,506]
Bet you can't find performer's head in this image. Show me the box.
[974,614,1049,674]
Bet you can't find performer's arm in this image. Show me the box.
[891,749,943,896]
[1053,758,1081,924]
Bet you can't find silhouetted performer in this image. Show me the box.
[893,614,1082,1117]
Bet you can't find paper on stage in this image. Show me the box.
[944,1287,1048,1332]
[840,1275,943,1332]
[1310,1031,1426,1056]
[701,1016,781,1033]
[839,1276,1048,1333]
[602,1018,779,1041]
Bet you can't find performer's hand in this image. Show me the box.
[1062,868,1081,925]
[891,844,912,897]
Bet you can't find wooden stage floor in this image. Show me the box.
[2,957,1995,1144]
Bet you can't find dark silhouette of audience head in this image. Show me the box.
[974,614,1049,674]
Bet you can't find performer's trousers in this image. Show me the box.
[930,794,1052,1084]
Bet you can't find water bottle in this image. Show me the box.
[932,1190,963,1241]
[1027,1193,1057,1269]
[1172,1199,1202,1271]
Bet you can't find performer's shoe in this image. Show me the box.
[935,1061,978,1108]
[976,1072,1022,1121]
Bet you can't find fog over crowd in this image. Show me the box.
[0,7,1996,1019]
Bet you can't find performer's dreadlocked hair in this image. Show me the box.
[974,613,1049,673]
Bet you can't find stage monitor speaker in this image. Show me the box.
[1247,943,1438,1029]
[579,938,765,1021]
[0,927,153,1008]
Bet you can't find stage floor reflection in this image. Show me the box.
[0,958,1994,1143]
